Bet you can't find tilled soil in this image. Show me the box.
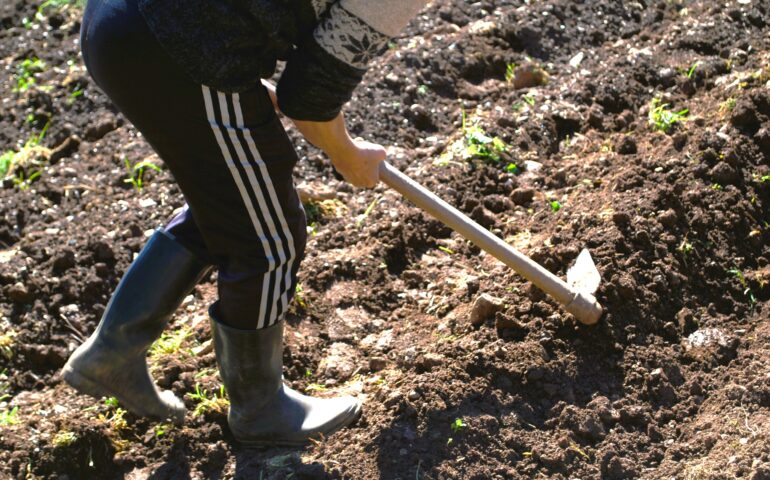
[1,0,769,479]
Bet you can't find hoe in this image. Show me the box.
[379,161,603,325]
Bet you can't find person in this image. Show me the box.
[61,0,428,446]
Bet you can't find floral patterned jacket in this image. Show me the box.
[138,0,429,121]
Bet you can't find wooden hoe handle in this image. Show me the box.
[379,161,603,325]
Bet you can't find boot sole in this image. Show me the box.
[235,401,363,448]
[61,364,185,425]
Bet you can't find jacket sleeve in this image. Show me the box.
[276,0,428,122]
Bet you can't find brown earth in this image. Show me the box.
[1,0,769,479]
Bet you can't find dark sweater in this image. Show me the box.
[137,0,428,121]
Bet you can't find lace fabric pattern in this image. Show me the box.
[313,3,389,69]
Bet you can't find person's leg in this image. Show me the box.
[68,0,360,438]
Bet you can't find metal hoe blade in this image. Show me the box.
[567,249,601,295]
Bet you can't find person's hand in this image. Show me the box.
[327,138,385,188]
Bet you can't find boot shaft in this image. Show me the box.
[209,304,283,410]
[95,230,210,351]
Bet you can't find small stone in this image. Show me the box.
[8,282,33,303]
[91,240,115,262]
[511,188,535,206]
[468,293,503,326]
[368,357,387,372]
[710,162,739,185]
[656,209,677,228]
[407,389,421,401]
[612,212,631,226]
[417,353,443,371]
[616,136,637,155]
[384,72,402,87]
[52,249,76,273]
[139,198,157,208]
[512,62,549,89]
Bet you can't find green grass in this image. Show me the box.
[52,431,78,448]
[294,283,308,310]
[149,328,191,358]
[186,384,229,417]
[649,98,688,133]
[124,158,162,191]
[728,268,757,306]
[1,123,50,189]
[505,63,516,83]
[0,406,19,426]
[13,58,46,93]
[549,200,562,212]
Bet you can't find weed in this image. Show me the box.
[14,58,46,93]
[154,423,172,438]
[67,87,84,104]
[505,63,516,83]
[305,383,327,393]
[437,246,455,255]
[304,201,322,224]
[124,158,161,191]
[186,384,229,417]
[505,163,520,174]
[356,195,381,227]
[753,173,770,183]
[0,123,51,188]
[294,283,308,310]
[568,442,590,460]
[728,268,757,306]
[52,431,78,448]
[711,183,723,190]
[678,240,694,255]
[719,97,737,114]
[149,328,191,358]
[462,110,507,162]
[649,98,688,133]
[512,94,536,112]
[417,85,429,95]
[0,406,20,426]
[684,61,699,79]
[98,407,128,432]
[0,331,16,360]
[104,397,119,408]
[549,200,562,212]
[450,418,466,433]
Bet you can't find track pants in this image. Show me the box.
[81,0,307,329]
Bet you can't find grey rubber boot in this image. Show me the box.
[62,229,210,425]
[210,304,362,446]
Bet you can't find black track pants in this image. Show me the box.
[81,0,307,329]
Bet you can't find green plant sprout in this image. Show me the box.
[14,58,46,93]
[649,98,688,133]
[0,406,20,426]
[124,158,162,191]
[462,110,507,162]
[1,122,51,189]
[294,283,308,309]
[186,384,229,417]
[154,423,172,437]
[305,383,327,392]
[149,328,191,358]
[417,85,429,95]
[52,431,78,448]
[719,97,737,114]
[505,63,516,83]
[549,200,562,212]
[728,268,757,306]
[450,418,466,433]
[753,173,770,183]
[356,195,381,227]
[684,61,699,79]
[505,163,519,174]
[437,246,455,255]
[67,87,84,104]
[104,397,119,408]
[0,332,15,360]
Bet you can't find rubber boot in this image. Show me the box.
[210,304,362,446]
[62,230,210,425]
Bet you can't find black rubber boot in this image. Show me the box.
[210,304,362,446]
[62,229,210,425]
